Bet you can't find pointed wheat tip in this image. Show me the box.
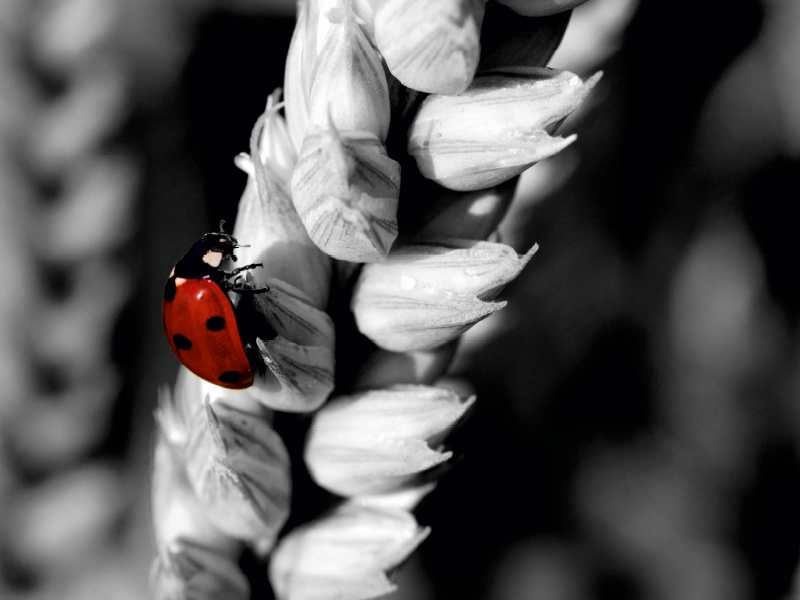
[233,152,253,175]
[266,87,285,112]
[585,70,604,89]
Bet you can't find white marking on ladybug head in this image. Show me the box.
[219,237,227,243]
[203,251,223,268]
[169,267,175,277]
[175,277,187,286]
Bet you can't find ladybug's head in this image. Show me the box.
[199,231,242,265]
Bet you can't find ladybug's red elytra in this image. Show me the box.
[162,225,265,389]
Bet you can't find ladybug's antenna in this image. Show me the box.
[219,219,226,233]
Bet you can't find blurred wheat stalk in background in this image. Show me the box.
[0,0,185,597]
[0,0,138,595]
[150,0,600,598]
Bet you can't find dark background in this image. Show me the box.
[2,0,798,598]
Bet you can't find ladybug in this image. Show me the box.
[162,225,266,389]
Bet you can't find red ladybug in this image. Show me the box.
[162,226,265,389]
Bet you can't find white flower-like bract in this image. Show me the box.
[408,68,602,191]
[269,502,430,600]
[305,385,475,495]
[353,240,538,352]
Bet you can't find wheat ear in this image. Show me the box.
[151,1,599,598]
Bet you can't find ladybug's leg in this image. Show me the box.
[228,263,263,276]
[221,263,269,293]
[220,276,269,295]
[229,286,270,294]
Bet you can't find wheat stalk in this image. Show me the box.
[151,1,599,598]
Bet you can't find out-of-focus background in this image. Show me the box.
[0,0,798,598]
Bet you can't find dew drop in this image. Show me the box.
[400,275,416,290]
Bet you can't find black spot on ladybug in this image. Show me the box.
[164,278,176,302]
[218,371,242,383]
[206,316,225,331]
[173,334,192,350]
